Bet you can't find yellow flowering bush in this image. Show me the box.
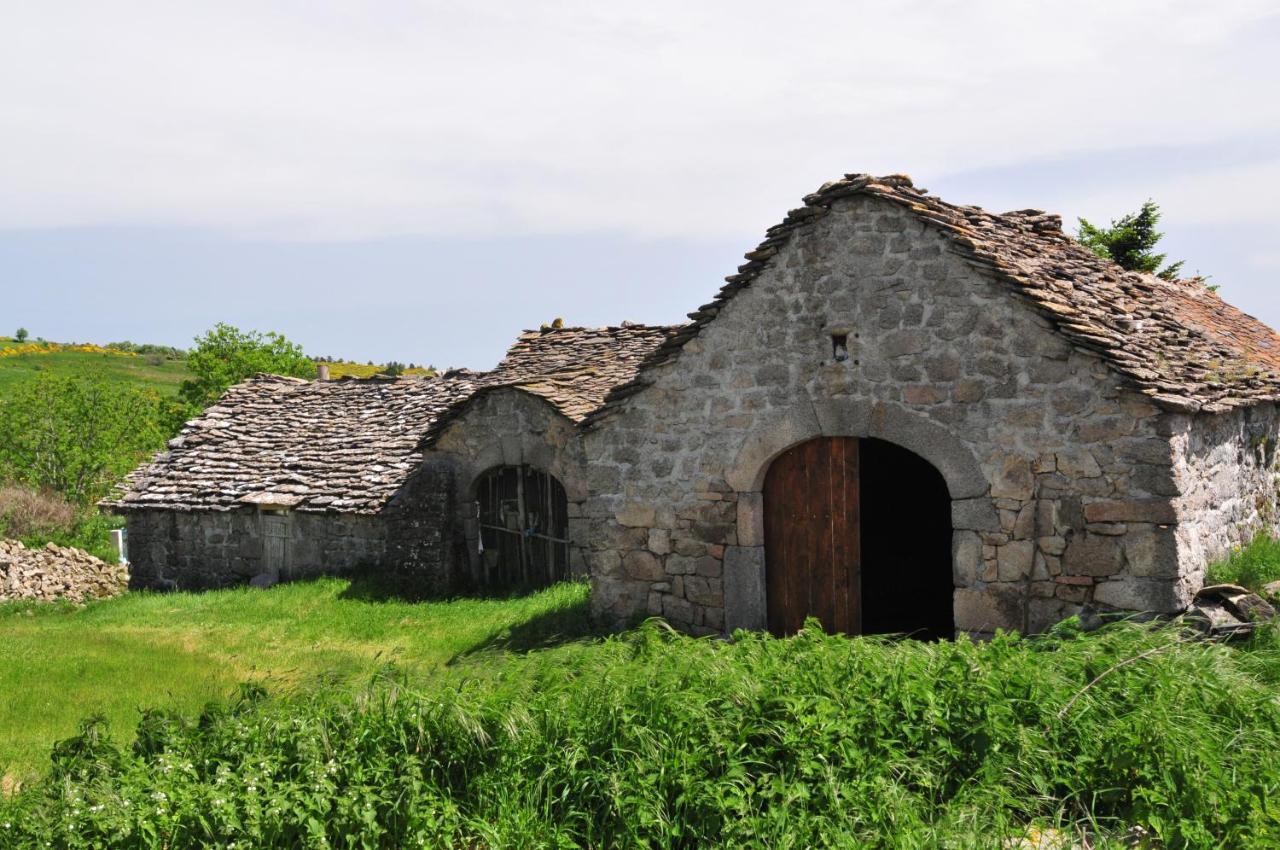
[0,342,136,358]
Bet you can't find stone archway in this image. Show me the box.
[723,399,995,635]
[762,436,954,639]
[475,464,570,591]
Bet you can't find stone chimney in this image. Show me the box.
[316,363,330,381]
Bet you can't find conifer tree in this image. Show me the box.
[1077,200,1186,281]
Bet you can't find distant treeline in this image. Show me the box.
[105,341,188,358]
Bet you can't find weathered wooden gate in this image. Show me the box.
[763,437,861,636]
[476,465,569,591]
[261,512,291,579]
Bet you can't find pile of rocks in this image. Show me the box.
[0,539,129,603]
[1187,583,1279,637]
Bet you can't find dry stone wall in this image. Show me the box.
[125,508,386,590]
[382,462,457,593]
[584,194,1188,637]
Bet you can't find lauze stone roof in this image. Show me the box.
[589,173,1280,422]
[109,325,677,514]
[109,374,484,513]
[424,323,679,436]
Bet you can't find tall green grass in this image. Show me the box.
[1206,534,1280,590]
[5,618,1280,848]
[0,579,591,782]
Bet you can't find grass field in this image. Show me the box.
[0,338,190,397]
[0,337,433,396]
[0,578,590,784]
[324,361,436,378]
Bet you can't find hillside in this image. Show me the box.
[0,338,189,397]
[0,337,435,397]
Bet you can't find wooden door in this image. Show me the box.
[261,513,290,579]
[763,437,861,636]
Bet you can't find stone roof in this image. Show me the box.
[588,173,1280,423]
[107,374,484,514]
[108,325,678,514]
[454,323,678,420]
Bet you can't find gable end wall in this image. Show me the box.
[583,194,1188,636]
[427,387,590,586]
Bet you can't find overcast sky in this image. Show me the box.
[3,1,1278,368]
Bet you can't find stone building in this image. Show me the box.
[109,326,675,592]
[110,173,1280,637]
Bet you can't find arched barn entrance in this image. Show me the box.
[762,437,953,639]
[476,465,570,591]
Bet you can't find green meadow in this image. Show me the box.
[0,338,190,397]
[0,579,590,785]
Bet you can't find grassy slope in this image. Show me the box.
[0,579,589,782]
[0,338,434,396]
[325,361,435,378]
[0,339,190,397]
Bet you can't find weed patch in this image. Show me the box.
[4,619,1280,847]
[1205,534,1280,590]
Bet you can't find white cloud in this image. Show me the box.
[1,0,1277,239]
[1055,159,1280,229]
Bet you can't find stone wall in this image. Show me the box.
[125,508,386,590]
[122,388,581,596]
[383,462,457,595]
[582,194,1187,637]
[427,387,589,586]
[1172,404,1280,585]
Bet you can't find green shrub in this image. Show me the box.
[1205,534,1280,590]
[179,323,313,408]
[4,620,1280,848]
[24,510,123,563]
[0,373,171,505]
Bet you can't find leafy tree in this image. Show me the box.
[14,328,28,343]
[380,361,406,377]
[179,323,314,409]
[1077,200,1186,281]
[0,374,171,505]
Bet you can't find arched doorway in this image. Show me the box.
[476,465,570,591]
[762,437,953,639]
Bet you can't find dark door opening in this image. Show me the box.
[859,438,953,640]
[476,465,570,592]
[762,436,953,639]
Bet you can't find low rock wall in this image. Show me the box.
[0,539,129,603]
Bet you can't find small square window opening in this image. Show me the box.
[832,332,850,362]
